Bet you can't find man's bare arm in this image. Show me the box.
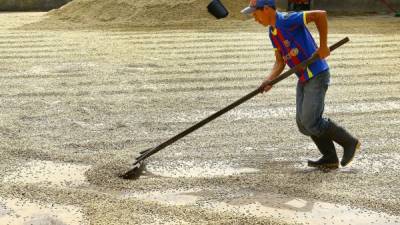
[306,10,330,59]
[261,50,285,93]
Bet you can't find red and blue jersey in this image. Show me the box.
[269,11,329,83]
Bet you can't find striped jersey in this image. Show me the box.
[269,11,329,83]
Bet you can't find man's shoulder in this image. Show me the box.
[278,11,303,20]
[276,11,305,28]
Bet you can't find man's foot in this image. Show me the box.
[309,135,339,169]
[308,157,339,169]
[341,141,361,167]
[325,120,360,167]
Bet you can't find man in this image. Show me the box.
[241,0,361,169]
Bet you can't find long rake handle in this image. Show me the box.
[135,37,349,163]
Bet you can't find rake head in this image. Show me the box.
[120,147,153,180]
[120,161,146,180]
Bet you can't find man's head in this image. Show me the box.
[241,0,276,26]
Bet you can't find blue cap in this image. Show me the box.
[241,0,275,14]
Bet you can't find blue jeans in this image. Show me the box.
[296,70,330,137]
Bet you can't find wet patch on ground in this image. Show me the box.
[203,191,400,225]
[121,187,400,225]
[0,197,85,225]
[3,160,91,187]
[145,160,259,178]
[122,189,201,206]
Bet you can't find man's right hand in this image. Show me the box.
[260,78,273,93]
